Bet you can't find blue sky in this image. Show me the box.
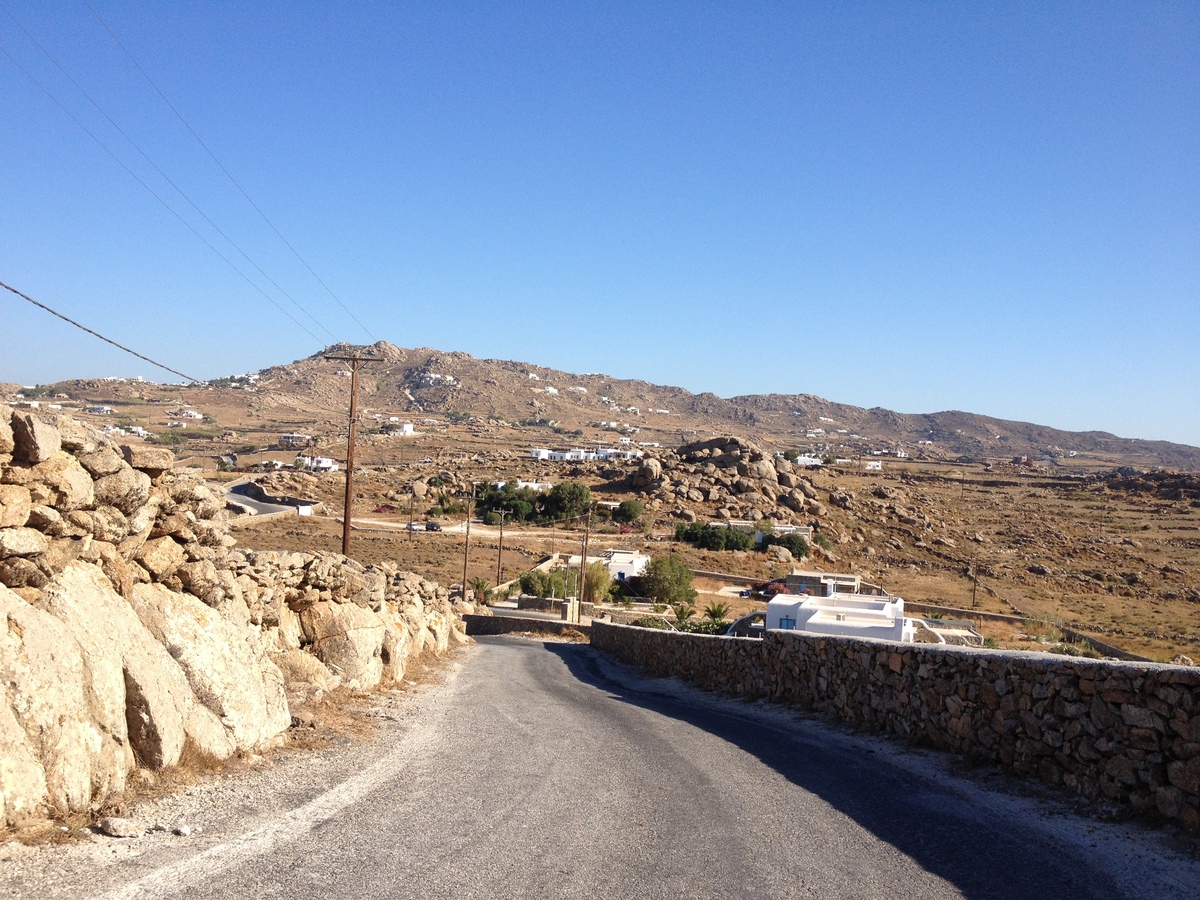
[2,2,1197,445]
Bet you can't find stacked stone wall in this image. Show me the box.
[590,621,1200,828]
[0,406,474,826]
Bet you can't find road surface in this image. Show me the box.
[8,637,1198,899]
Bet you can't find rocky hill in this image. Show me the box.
[26,341,1200,470]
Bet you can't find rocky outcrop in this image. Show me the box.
[630,436,824,525]
[0,408,472,826]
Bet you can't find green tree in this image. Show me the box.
[545,482,591,521]
[641,555,698,607]
[582,560,611,605]
[468,577,491,603]
[614,499,644,523]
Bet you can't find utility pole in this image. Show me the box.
[496,509,510,587]
[408,491,415,545]
[578,508,593,605]
[461,483,475,602]
[971,558,980,609]
[324,349,380,557]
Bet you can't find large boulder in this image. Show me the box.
[128,583,290,751]
[37,564,236,769]
[632,457,663,488]
[137,536,186,579]
[121,445,175,475]
[299,601,386,689]
[0,585,129,821]
[11,412,60,465]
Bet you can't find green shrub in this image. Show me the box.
[483,511,502,526]
[675,523,754,551]
[761,533,810,558]
[639,556,698,607]
[614,499,644,523]
[812,532,833,551]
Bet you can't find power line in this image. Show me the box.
[0,2,338,343]
[0,39,325,345]
[1,279,200,383]
[83,0,378,343]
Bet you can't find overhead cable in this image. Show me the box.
[83,0,378,343]
[0,1,338,343]
[0,40,326,345]
[1,279,200,383]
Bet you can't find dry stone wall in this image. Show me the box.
[0,406,472,826]
[590,621,1200,829]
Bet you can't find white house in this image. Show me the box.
[565,549,649,582]
[295,456,339,473]
[599,549,649,581]
[865,460,883,471]
[766,593,914,643]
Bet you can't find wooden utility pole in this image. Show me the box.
[324,350,380,557]
[461,483,475,601]
[971,558,980,609]
[578,508,593,604]
[496,509,510,587]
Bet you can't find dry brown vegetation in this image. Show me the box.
[28,347,1199,663]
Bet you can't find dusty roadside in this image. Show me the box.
[0,649,469,900]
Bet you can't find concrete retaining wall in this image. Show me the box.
[590,621,1200,828]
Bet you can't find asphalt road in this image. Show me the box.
[17,638,1198,899]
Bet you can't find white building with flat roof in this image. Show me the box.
[766,593,914,643]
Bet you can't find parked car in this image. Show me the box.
[425,521,442,532]
[405,522,421,532]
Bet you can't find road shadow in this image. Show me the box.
[536,639,1129,900]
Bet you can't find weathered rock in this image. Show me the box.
[98,816,143,838]
[93,465,151,515]
[122,445,175,476]
[272,648,340,698]
[299,601,386,689]
[0,585,129,821]
[137,536,186,579]
[0,406,14,455]
[0,527,50,558]
[77,446,125,479]
[11,413,60,465]
[0,557,48,589]
[32,455,94,511]
[129,583,290,751]
[0,485,31,528]
[53,417,103,454]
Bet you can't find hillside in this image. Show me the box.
[18,340,1200,470]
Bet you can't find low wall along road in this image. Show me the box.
[590,622,1200,829]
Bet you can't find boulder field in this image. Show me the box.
[0,406,475,827]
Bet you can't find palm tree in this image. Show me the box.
[704,601,731,623]
[468,577,491,604]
